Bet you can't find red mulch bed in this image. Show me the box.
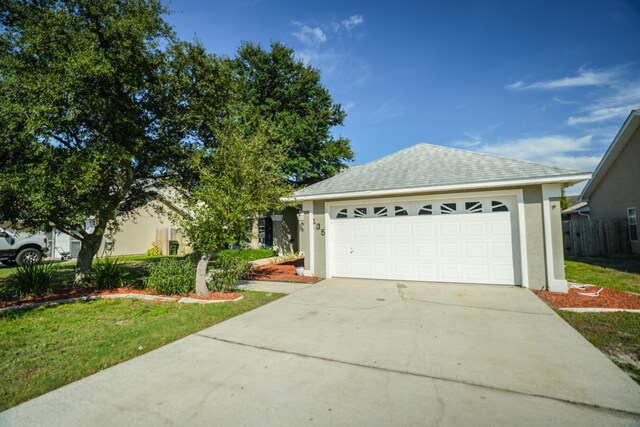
[246,258,320,283]
[536,285,640,309]
[0,287,241,309]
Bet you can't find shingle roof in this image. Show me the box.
[294,143,588,199]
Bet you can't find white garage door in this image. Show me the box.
[329,198,519,285]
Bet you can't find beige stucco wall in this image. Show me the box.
[298,184,562,290]
[522,186,546,289]
[98,201,190,257]
[273,207,299,255]
[587,127,640,254]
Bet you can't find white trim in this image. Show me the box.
[307,203,314,275]
[324,189,529,287]
[292,174,592,202]
[515,189,529,288]
[324,204,332,278]
[542,184,568,292]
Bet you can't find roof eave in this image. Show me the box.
[290,173,592,201]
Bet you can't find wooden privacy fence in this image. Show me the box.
[563,219,631,257]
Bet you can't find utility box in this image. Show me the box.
[168,240,179,256]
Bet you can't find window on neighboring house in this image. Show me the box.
[629,208,638,241]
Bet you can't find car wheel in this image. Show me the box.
[1,260,16,266]
[16,248,42,266]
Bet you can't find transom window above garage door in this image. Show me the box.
[331,198,512,219]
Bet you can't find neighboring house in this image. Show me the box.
[292,143,590,292]
[561,200,589,221]
[572,109,640,254]
[49,198,191,259]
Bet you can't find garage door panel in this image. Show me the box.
[393,263,416,279]
[393,243,413,257]
[373,243,391,257]
[393,223,413,237]
[440,243,461,258]
[351,243,371,257]
[352,224,370,238]
[465,243,488,258]
[329,197,518,285]
[416,243,437,257]
[440,264,463,281]
[439,222,461,238]
[466,264,489,282]
[416,223,436,237]
[491,243,513,259]
[416,263,438,279]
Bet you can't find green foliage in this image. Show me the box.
[174,113,293,256]
[0,0,233,282]
[92,257,124,290]
[145,258,195,295]
[146,242,163,257]
[231,42,353,185]
[5,263,56,299]
[215,249,277,264]
[560,187,571,210]
[208,259,252,293]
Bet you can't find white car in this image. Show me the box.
[0,228,49,266]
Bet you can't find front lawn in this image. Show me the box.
[565,257,640,294]
[0,292,282,411]
[558,311,640,385]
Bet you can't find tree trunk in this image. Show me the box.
[74,234,103,286]
[250,215,260,249]
[196,253,210,296]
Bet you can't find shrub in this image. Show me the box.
[146,242,163,256]
[92,257,124,290]
[145,258,195,295]
[6,262,56,299]
[208,258,252,293]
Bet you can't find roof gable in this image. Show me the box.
[294,143,589,200]
[580,110,640,202]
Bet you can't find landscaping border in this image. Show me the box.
[0,293,244,314]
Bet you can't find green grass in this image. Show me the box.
[0,292,283,411]
[558,311,640,384]
[565,257,640,294]
[214,248,277,263]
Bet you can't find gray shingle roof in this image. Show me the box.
[294,143,587,199]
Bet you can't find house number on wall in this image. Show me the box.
[312,218,325,236]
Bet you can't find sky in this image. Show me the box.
[166,0,640,194]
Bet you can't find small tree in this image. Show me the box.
[175,115,292,295]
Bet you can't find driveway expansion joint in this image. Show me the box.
[194,333,640,418]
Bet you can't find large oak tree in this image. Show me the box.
[0,0,232,283]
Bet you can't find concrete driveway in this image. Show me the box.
[2,278,639,426]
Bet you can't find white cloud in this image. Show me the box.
[566,80,640,125]
[567,105,637,125]
[342,15,364,30]
[545,155,601,171]
[506,68,621,91]
[291,22,327,46]
[477,135,593,162]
